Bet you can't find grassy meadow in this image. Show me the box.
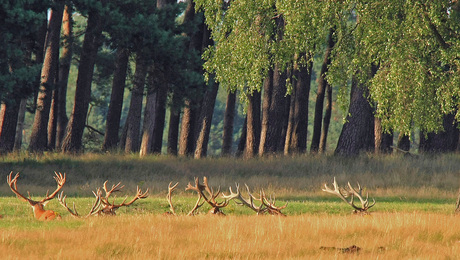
[0,153,459,259]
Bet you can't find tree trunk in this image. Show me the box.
[397,133,410,152]
[167,93,181,155]
[29,1,64,152]
[55,4,72,150]
[259,70,273,155]
[0,99,21,153]
[374,117,393,154]
[178,0,206,157]
[259,64,287,155]
[148,0,176,155]
[61,4,104,153]
[222,91,237,156]
[286,58,312,154]
[335,77,375,155]
[195,82,219,158]
[311,29,335,153]
[178,99,198,156]
[236,117,247,157]
[122,54,147,153]
[140,67,157,157]
[319,82,332,153]
[102,48,129,151]
[245,91,261,158]
[419,113,459,153]
[152,70,168,154]
[13,99,27,151]
[48,89,58,149]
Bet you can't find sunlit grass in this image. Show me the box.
[0,153,459,258]
[1,212,460,259]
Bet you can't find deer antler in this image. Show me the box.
[222,183,265,214]
[7,172,32,204]
[223,183,287,216]
[57,190,102,218]
[40,172,66,204]
[257,190,287,216]
[98,181,149,215]
[322,177,375,214]
[346,181,376,212]
[185,177,228,215]
[166,182,179,215]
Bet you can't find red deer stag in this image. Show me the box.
[7,171,66,221]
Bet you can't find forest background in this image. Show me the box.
[0,0,459,158]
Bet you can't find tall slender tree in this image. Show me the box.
[29,0,65,152]
[102,48,130,151]
[311,29,335,153]
[61,1,106,153]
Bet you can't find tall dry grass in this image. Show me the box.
[1,213,460,259]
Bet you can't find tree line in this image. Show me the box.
[0,0,459,158]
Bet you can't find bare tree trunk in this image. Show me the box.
[29,1,64,152]
[55,4,72,150]
[311,29,335,153]
[222,91,236,156]
[13,99,27,151]
[152,71,168,154]
[286,58,312,154]
[245,91,261,158]
[61,4,104,153]
[178,100,198,156]
[167,93,181,156]
[319,82,332,153]
[259,70,273,155]
[48,89,58,149]
[102,48,129,151]
[259,64,287,155]
[374,117,393,154]
[140,67,157,157]
[0,100,21,153]
[335,77,375,155]
[236,117,247,157]
[195,82,219,158]
[122,54,147,153]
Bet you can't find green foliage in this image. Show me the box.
[198,0,460,138]
[0,0,50,102]
[328,1,460,135]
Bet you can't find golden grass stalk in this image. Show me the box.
[1,213,460,259]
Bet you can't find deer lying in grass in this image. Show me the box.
[222,183,287,216]
[58,181,149,217]
[7,171,66,221]
[166,177,231,216]
[322,177,375,214]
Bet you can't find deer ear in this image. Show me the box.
[42,200,50,207]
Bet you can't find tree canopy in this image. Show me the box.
[198,0,460,136]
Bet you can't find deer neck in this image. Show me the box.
[31,203,46,218]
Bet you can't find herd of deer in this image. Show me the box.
[6,171,376,221]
